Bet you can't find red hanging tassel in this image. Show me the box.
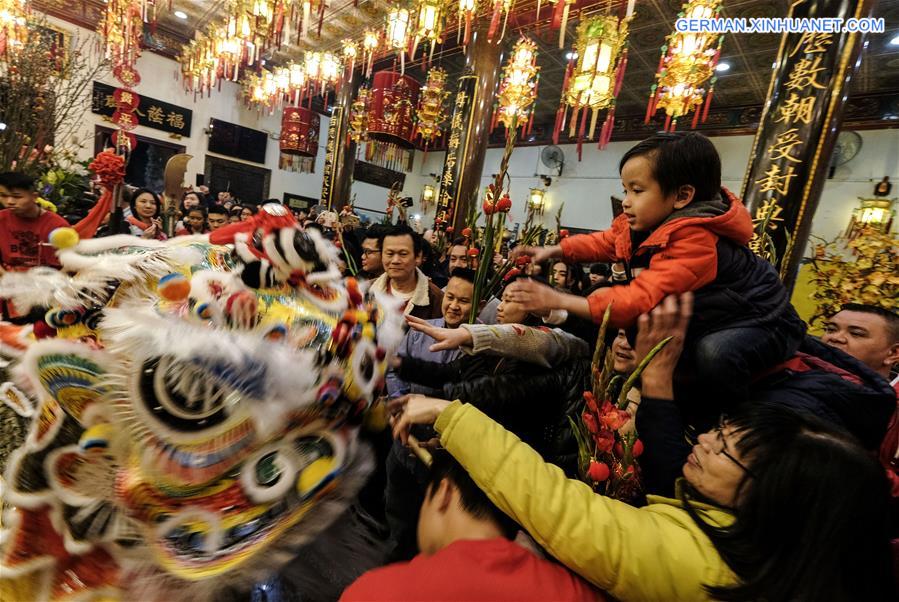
[551,0,565,29]
[702,88,714,123]
[553,106,565,145]
[691,105,701,130]
[613,52,628,96]
[663,113,671,131]
[644,94,656,124]
[603,108,616,148]
[488,0,502,41]
[464,13,472,45]
[577,104,588,161]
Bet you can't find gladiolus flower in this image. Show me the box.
[588,460,610,482]
[467,248,480,257]
[503,268,521,281]
[482,202,495,215]
[559,229,569,238]
[582,411,598,434]
[446,226,454,234]
[594,430,615,454]
[461,227,472,238]
[496,195,512,212]
[515,255,531,266]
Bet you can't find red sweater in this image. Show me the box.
[340,538,602,602]
[0,208,69,271]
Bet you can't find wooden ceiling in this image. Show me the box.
[36,0,899,143]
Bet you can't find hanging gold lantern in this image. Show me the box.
[493,37,539,134]
[349,87,370,144]
[646,0,724,131]
[555,10,633,157]
[362,29,380,77]
[414,67,450,146]
[342,39,358,74]
[412,0,444,64]
[0,0,29,57]
[386,4,411,73]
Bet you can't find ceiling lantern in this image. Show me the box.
[342,38,358,74]
[414,67,450,147]
[362,29,380,77]
[412,0,445,65]
[493,37,540,136]
[386,4,412,73]
[646,0,724,131]
[555,9,633,157]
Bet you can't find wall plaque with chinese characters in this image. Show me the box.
[741,0,870,289]
[91,81,193,136]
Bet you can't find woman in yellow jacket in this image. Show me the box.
[390,295,893,602]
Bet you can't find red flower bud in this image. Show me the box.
[587,460,610,482]
[446,226,455,234]
[467,247,480,257]
[461,227,472,238]
[582,412,599,434]
[482,202,495,215]
[515,255,531,266]
[503,267,521,281]
[559,229,570,238]
[632,439,644,458]
[496,195,512,212]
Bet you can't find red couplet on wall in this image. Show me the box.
[367,70,420,148]
[280,107,321,157]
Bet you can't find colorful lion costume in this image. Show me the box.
[0,204,404,601]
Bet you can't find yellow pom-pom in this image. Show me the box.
[48,227,79,250]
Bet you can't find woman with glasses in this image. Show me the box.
[389,294,894,601]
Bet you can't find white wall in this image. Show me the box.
[50,15,422,211]
[406,129,898,253]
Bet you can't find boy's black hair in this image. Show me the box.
[0,172,36,191]
[450,237,469,247]
[838,303,899,344]
[384,223,423,255]
[448,267,476,285]
[426,451,518,539]
[590,262,611,277]
[619,132,721,205]
[186,206,207,218]
[207,205,228,217]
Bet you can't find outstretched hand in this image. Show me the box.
[635,293,693,397]
[503,278,565,315]
[510,244,561,265]
[405,315,473,351]
[388,393,452,445]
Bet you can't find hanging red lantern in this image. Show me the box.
[280,106,320,157]
[367,70,420,147]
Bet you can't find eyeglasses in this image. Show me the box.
[686,419,755,478]
[712,419,755,477]
[362,249,381,256]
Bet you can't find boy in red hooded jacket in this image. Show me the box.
[509,132,806,420]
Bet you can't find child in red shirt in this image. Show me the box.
[0,171,69,271]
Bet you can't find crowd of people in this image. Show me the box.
[0,132,897,601]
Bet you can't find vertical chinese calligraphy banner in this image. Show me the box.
[437,27,504,231]
[320,105,342,209]
[437,74,478,227]
[742,0,873,289]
